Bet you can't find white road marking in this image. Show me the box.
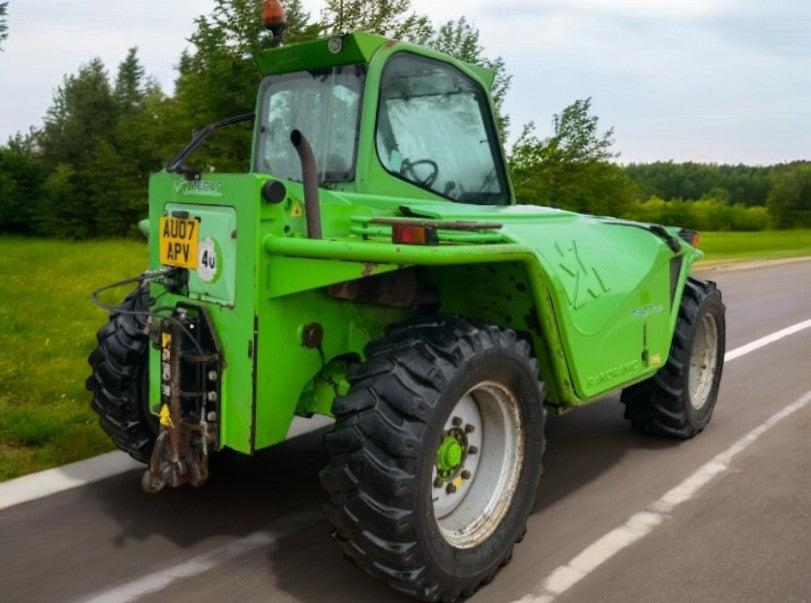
[76,510,322,603]
[0,415,333,512]
[516,374,811,600]
[724,318,811,362]
[0,451,142,512]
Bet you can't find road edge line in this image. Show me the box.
[0,451,142,512]
[0,415,334,512]
[516,392,811,601]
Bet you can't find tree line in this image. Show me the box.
[0,0,808,238]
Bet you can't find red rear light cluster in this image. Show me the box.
[392,224,439,245]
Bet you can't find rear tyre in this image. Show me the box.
[621,277,725,438]
[320,317,546,602]
[86,285,156,462]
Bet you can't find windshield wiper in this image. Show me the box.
[166,113,255,180]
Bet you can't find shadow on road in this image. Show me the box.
[534,394,686,514]
[75,394,686,602]
[87,426,331,549]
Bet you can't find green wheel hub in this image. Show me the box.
[436,433,464,477]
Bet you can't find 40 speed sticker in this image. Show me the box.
[196,236,222,283]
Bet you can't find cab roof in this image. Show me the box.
[253,31,496,90]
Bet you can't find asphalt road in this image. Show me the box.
[1,259,810,603]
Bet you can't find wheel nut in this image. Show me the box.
[464,423,475,434]
[452,416,462,427]
[461,470,471,479]
[446,484,457,494]
[433,477,443,488]
[468,445,478,455]
[207,370,218,381]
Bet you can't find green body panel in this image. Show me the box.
[149,173,262,453]
[145,32,702,453]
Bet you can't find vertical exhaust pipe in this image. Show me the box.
[290,129,323,240]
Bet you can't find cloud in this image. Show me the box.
[479,0,737,22]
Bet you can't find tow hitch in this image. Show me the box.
[141,305,222,493]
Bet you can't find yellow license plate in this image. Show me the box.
[159,216,199,269]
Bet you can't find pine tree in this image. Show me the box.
[40,58,118,168]
[322,0,431,41]
[0,2,9,50]
[114,47,146,114]
[0,133,46,233]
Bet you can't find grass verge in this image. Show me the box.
[0,237,146,481]
[697,229,811,263]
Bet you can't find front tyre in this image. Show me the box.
[622,277,726,438]
[320,317,546,602]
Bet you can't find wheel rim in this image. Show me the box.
[431,381,524,549]
[688,312,719,410]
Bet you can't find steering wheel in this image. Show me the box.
[401,159,439,188]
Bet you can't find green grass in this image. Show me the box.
[0,237,146,481]
[698,229,811,263]
[1,230,810,481]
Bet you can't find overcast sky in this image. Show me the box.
[0,0,808,164]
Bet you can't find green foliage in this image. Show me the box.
[767,164,811,228]
[160,0,319,174]
[40,164,89,238]
[510,98,634,216]
[1,49,161,238]
[698,229,811,262]
[323,0,431,41]
[0,133,46,233]
[40,58,117,167]
[632,197,769,231]
[512,98,617,168]
[0,236,147,480]
[426,17,512,141]
[0,1,8,50]
[114,47,147,114]
[624,161,774,207]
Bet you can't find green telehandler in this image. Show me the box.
[87,3,725,600]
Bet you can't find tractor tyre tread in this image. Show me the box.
[320,316,545,602]
[86,286,156,462]
[621,276,725,438]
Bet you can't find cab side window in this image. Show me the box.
[376,53,508,205]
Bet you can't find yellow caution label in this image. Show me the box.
[291,202,303,217]
[651,353,662,366]
[159,404,174,428]
[453,476,463,489]
[162,333,172,348]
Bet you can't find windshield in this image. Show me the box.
[376,53,509,205]
[255,64,365,183]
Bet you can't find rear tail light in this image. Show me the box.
[392,224,439,245]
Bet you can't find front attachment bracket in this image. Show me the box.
[142,306,222,493]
